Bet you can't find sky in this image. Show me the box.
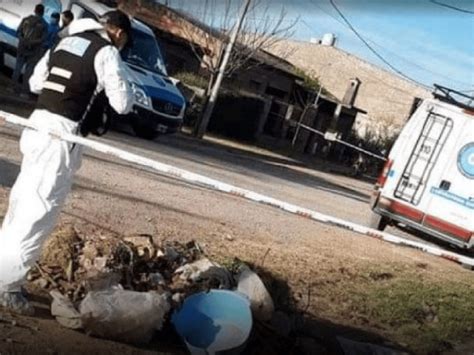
[163,0,474,93]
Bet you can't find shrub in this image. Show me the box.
[174,71,208,90]
[208,93,265,141]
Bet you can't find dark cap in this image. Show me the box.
[100,10,132,40]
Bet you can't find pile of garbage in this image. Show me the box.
[34,225,211,305]
[27,225,406,354]
[30,225,283,351]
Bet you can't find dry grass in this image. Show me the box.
[198,233,474,354]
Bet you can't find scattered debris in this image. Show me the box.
[50,290,82,330]
[171,292,184,304]
[34,263,59,289]
[161,246,179,262]
[85,272,121,292]
[148,272,166,287]
[123,234,156,260]
[34,278,49,289]
[40,225,80,280]
[175,258,232,289]
[26,225,329,352]
[237,264,275,321]
[80,289,170,344]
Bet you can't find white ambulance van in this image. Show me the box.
[370,85,474,249]
[0,0,186,139]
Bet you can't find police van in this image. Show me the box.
[0,0,186,139]
[370,85,474,249]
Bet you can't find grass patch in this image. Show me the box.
[205,242,474,354]
[347,270,474,354]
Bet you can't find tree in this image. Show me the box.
[173,0,297,137]
[116,0,296,137]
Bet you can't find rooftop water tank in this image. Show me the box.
[321,33,336,46]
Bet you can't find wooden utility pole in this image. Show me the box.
[194,0,252,138]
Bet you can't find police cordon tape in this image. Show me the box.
[1,110,474,268]
[291,120,387,161]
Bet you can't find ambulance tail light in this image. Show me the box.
[377,159,393,188]
[463,109,474,116]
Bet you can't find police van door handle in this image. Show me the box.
[439,180,451,191]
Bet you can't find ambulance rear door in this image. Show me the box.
[422,106,474,244]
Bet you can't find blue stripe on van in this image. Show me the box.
[0,23,17,38]
[143,85,185,107]
[430,187,474,209]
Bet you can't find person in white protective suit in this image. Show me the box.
[0,11,134,315]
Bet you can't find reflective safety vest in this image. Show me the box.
[37,31,109,124]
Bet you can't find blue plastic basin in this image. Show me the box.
[172,290,252,354]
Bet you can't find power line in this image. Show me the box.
[307,0,347,27]
[306,0,444,89]
[327,0,431,89]
[366,41,473,88]
[305,0,472,89]
[304,1,427,96]
[429,0,474,14]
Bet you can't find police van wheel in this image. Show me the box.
[369,211,389,231]
[132,122,158,140]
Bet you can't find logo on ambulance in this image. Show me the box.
[458,143,474,179]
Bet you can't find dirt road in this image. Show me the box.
[1,102,473,353]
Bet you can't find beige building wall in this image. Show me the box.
[268,39,432,139]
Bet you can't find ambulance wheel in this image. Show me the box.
[132,122,158,140]
[369,211,389,231]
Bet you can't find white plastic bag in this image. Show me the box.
[237,265,274,321]
[79,289,170,344]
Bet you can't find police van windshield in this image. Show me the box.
[121,29,167,76]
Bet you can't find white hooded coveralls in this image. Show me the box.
[0,19,133,292]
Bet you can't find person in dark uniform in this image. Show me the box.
[12,3,48,96]
[58,10,74,38]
